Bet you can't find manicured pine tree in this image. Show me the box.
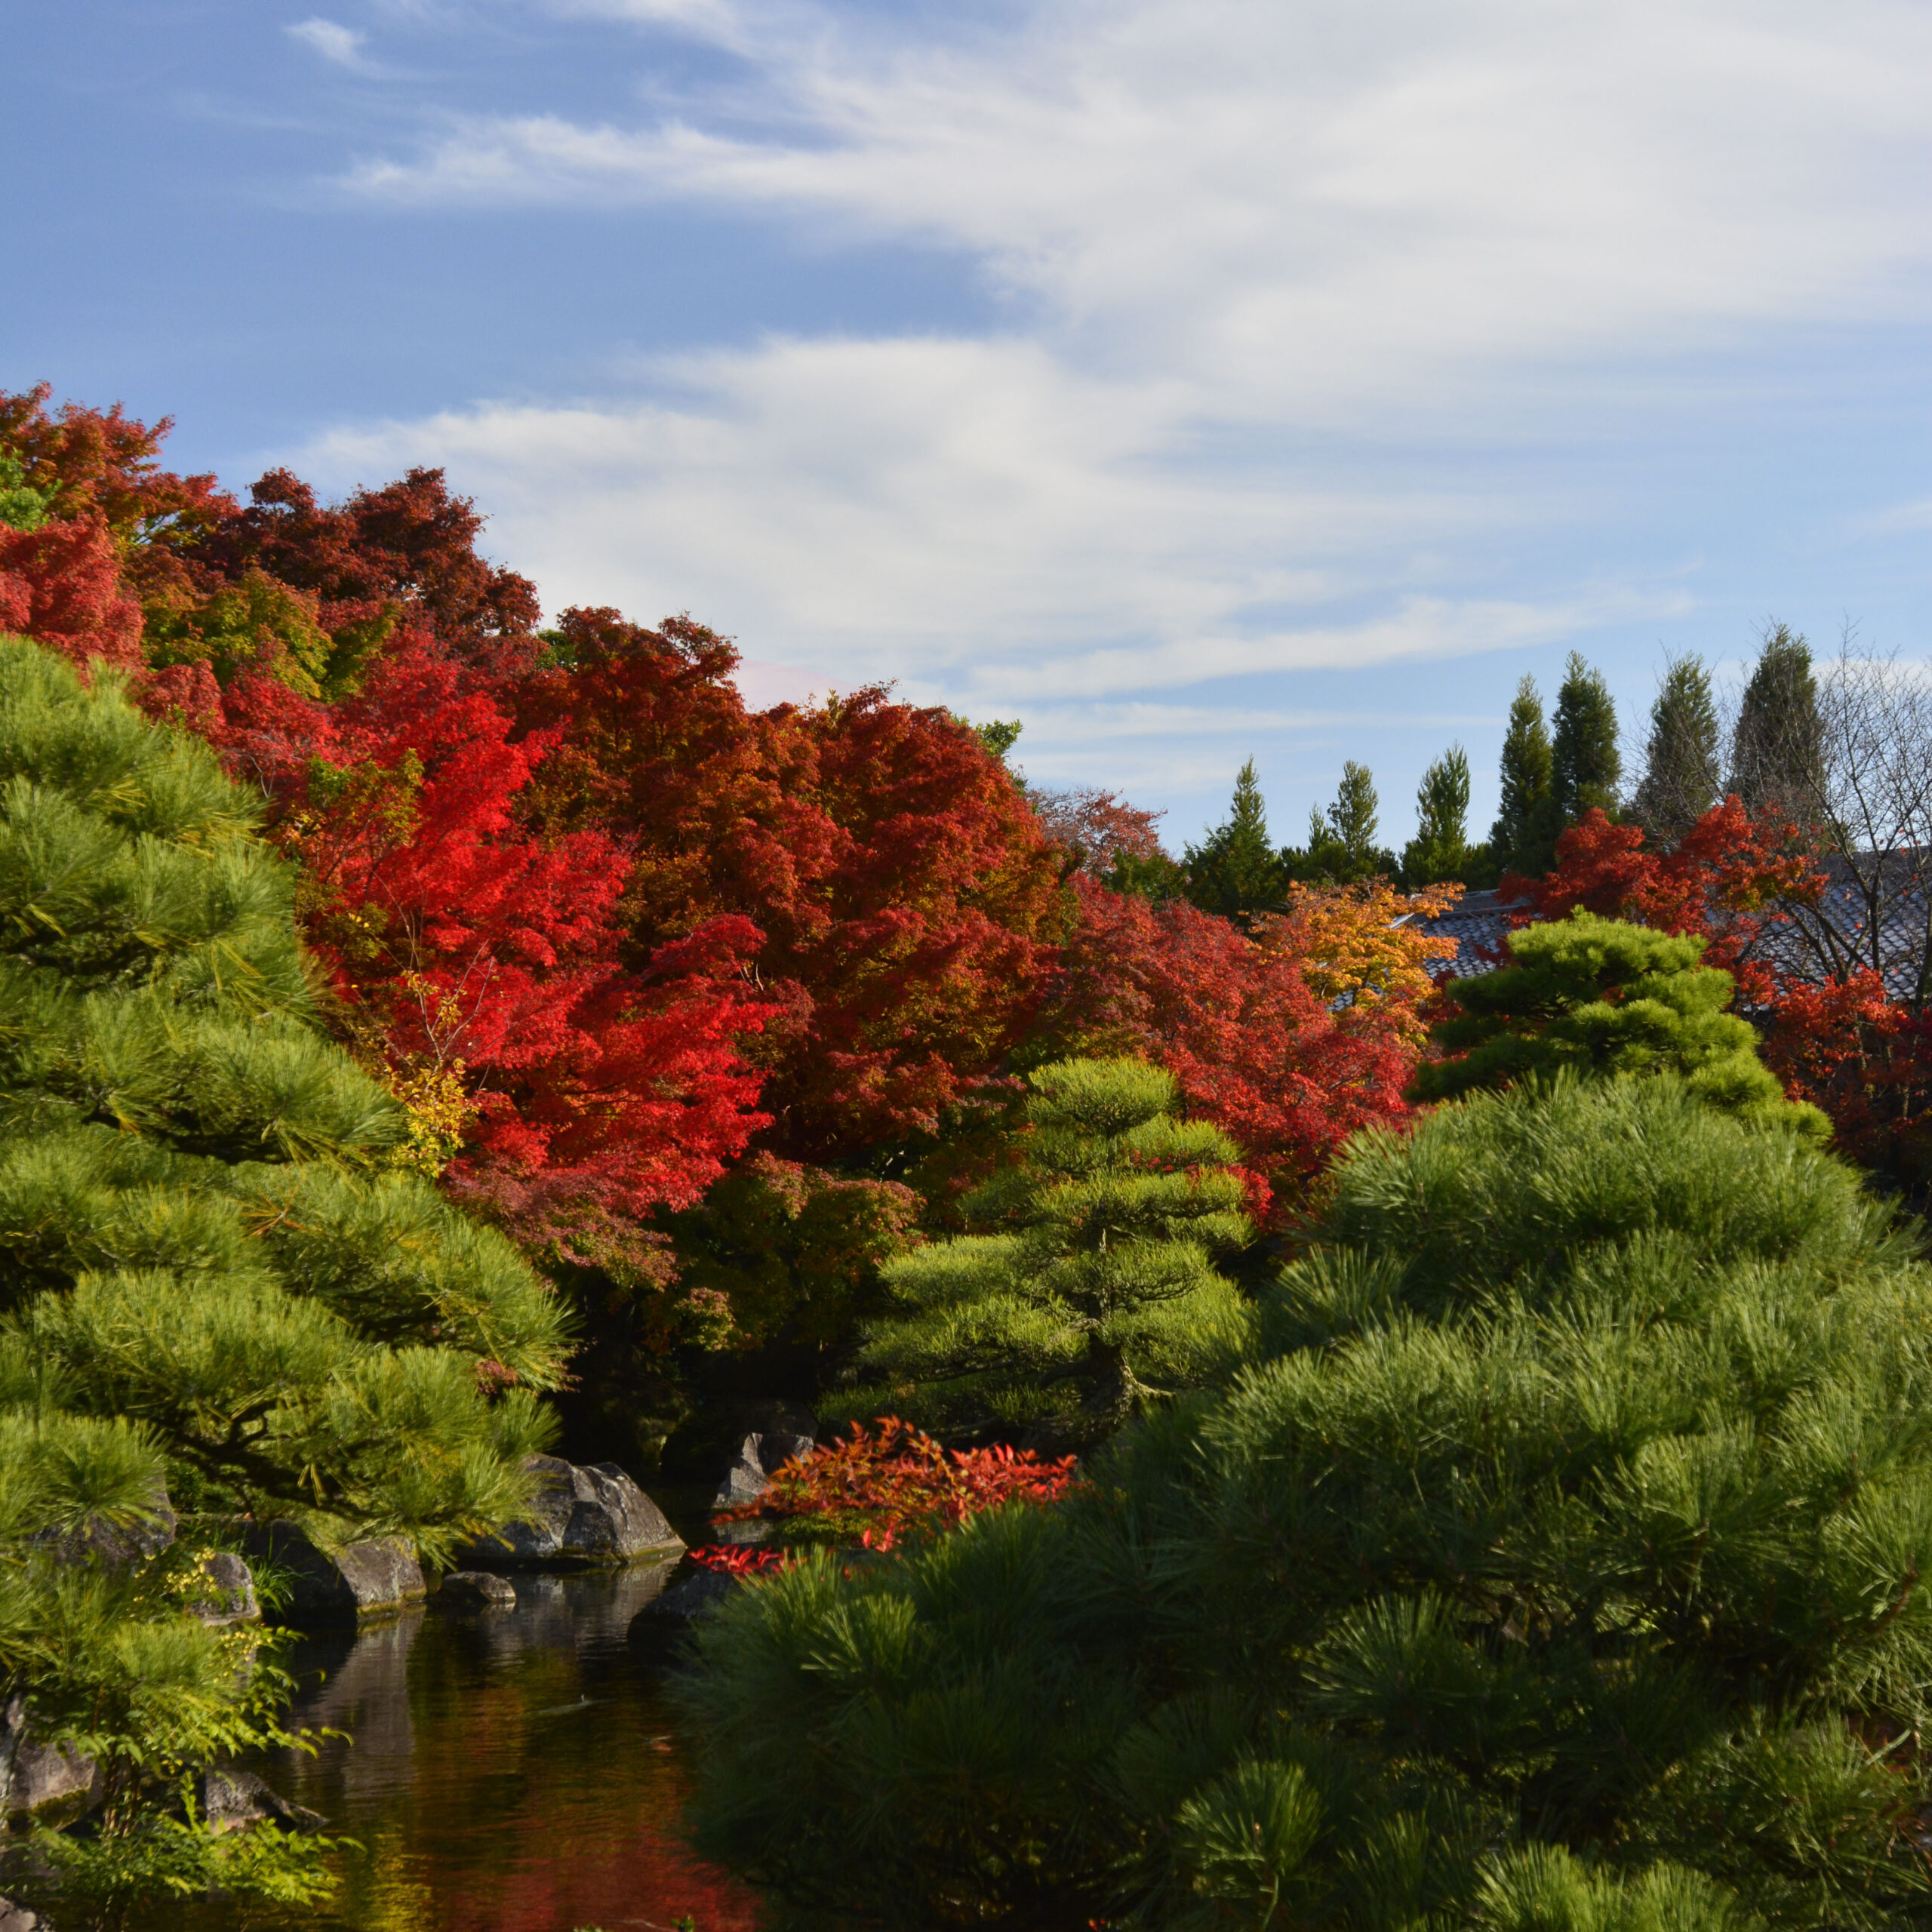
[1410,908,1829,1135]
[1490,674,1558,877]
[0,636,571,1923]
[839,1057,1252,1442]
[1630,653,1721,844]
[1730,623,1824,823]
[1183,758,1285,918]
[1400,745,1472,886]
[677,940,1932,1932]
[1551,649,1621,824]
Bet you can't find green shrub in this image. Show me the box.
[0,636,571,1924]
[676,1075,1932,1930]
[836,1056,1252,1443]
[1412,909,1826,1137]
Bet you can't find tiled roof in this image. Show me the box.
[1410,860,1932,1000]
[1402,890,1519,980]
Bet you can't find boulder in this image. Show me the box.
[438,1570,517,1611]
[185,1549,259,1626]
[713,1430,816,1511]
[30,1477,176,1568]
[0,1692,95,1821]
[456,1457,684,1571]
[0,1896,40,1931]
[239,1522,426,1626]
[190,1767,325,1834]
[660,1397,818,1481]
[629,1563,740,1649]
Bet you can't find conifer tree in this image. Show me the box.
[1183,760,1285,918]
[1411,909,1829,1135]
[0,635,568,1534]
[1552,650,1622,823]
[0,635,571,1917]
[1490,675,1558,876]
[839,1057,1251,1441]
[678,1065,1932,1932]
[1631,653,1721,843]
[1400,745,1472,886]
[1730,623,1824,823]
[1289,761,1395,884]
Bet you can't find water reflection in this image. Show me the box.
[187,1566,764,1932]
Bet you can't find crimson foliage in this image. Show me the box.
[518,606,1066,1164]
[1512,803,1932,1170]
[1043,875,1445,1218]
[712,1417,1081,1551]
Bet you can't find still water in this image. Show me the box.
[190,1564,766,1932]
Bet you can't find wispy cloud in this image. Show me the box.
[277,0,1932,826]
[340,0,1932,420]
[288,17,377,72]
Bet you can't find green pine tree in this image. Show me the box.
[1552,650,1622,823]
[677,1060,1932,1931]
[835,1057,1252,1441]
[0,636,570,1922]
[1400,746,1472,886]
[1730,623,1824,823]
[1410,909,1828,1136]
[1490,675,1559,877]
[1631,654,1721,844]
[1184,760,1286,918]
[1288,761,1397,884]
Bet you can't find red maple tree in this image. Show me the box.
[1042,875,1451,1219]
[226,632,770,1275]
[515,607,1067,1164]
[1027,784,1168,878]
[0,390,773,1270]
[708,1417,1081,1553]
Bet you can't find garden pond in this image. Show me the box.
[184,1549,764,1932]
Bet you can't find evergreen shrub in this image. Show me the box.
[836,1056,1252,1442]
[0,636,571,1921]
[677,1073,1932,1931]
[1412,909,1828,1138]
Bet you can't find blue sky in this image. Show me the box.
[8,1,1930,848]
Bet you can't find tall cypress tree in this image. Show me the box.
[1400,745,1472,886]
[1183,758,1285,918]
[1290,761,1395,884]
[1632,653,1720,843]
[1730,623,1824,822]
[1490,675,1558,877]
[1551,650,1621,823]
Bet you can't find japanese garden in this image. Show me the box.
[3,380,1932,1931]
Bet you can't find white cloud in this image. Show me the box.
[294,331,1686,798]
[1862,499,1932,536]
[343,0,1932,420]
[288,17,375,69]
[285,0,1932,820]
[297,333,1614,681]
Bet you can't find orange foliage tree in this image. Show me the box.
[1042,875,1458,1220]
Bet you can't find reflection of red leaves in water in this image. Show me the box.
[444,1823,761,1932]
